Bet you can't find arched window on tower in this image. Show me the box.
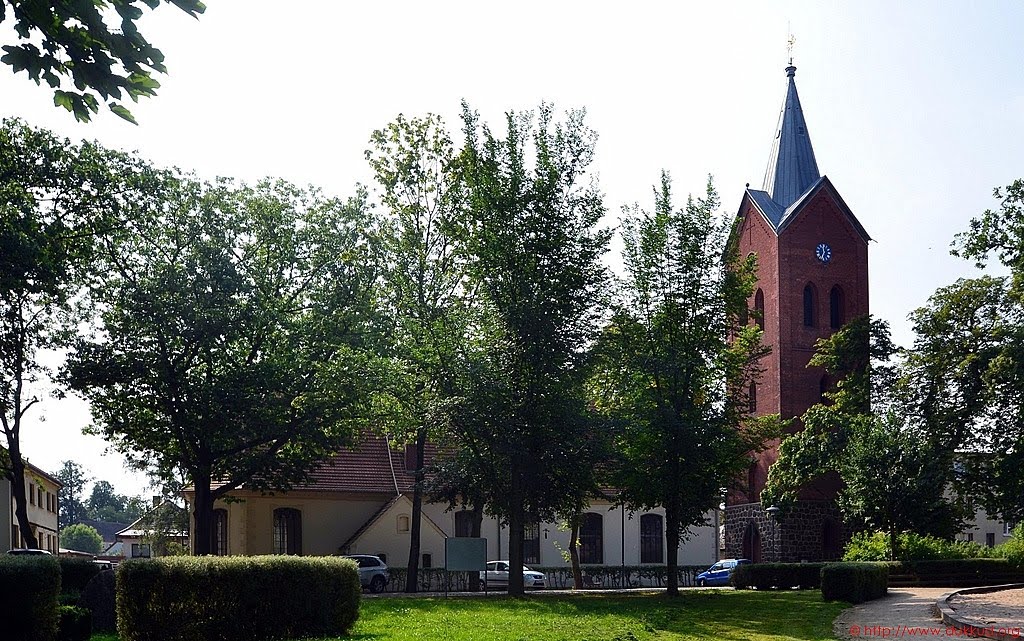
[754,289,765,331]
[830,286,845,329]
[748,382,757,413]
[803,283,817,327]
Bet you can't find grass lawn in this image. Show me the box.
[90,590,846,641]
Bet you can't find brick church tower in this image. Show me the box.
[723,63,870,562]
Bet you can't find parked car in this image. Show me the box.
[695,558,750,587]
[342,554,389,593]
[6,548,52,556]
[479,561,547,589]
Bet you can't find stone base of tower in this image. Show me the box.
[724,501,848,563]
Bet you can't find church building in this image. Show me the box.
[724,63,871,562]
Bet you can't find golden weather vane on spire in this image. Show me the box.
[787,31,796,65]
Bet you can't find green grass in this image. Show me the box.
[90,590,846,641]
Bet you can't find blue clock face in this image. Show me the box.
[816,243,832,263]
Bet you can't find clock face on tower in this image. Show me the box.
[816,243,832,263]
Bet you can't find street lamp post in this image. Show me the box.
[765,506,781,562]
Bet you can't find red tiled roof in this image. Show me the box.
[292,434,439,495]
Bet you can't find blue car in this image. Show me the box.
[695,558,751,587]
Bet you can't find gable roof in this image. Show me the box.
[741,176,871,243]
[341,493,448,551]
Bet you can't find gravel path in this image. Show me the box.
[833,588,950,639]
[948,588,1024,629]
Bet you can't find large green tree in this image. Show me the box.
[366,113,470,592]
[60,523,103,554]
[63,177,382,554]
[54,460,90,525]
[1,0,204,123]
[86,479,146,523]
[449,103,611,596]
[1,118,158,549]
[591,173,773,595]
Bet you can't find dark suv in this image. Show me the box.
[343,554,389,593]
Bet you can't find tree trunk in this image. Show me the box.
[469,503,484,591]
[665,502,680,596]
[507,470,525,597]
[569,516,583,590]
[889,526,899,562]
[191,473,213,556]
[405,428,427,592]
[8,445,38,549]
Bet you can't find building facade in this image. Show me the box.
[1,462,62,553]
[724,63,870,562]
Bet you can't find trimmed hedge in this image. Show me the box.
[58,557,101,596]
[0,555,61,641]
[731,563,825,590]
[57,605,91,641]
[117,556,361,641]
[888,558,1024,587]
[821,562,888,604]
[80,570,117,633]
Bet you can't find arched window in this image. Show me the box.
[822,518,841,560]
[830,286,845,329]
[742,520,762,563]
[273,508,302,555]
[803,283,817,327]
[212,508,228,556]
[640,514,664,563]
[748,382,757,413]
[748,462,758,500]
[454,510,474,537]
[579,513,603,564]
[754,289,765,331]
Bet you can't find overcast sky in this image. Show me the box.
[5,1,1023,499]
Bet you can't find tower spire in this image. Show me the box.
[762,57,820,209]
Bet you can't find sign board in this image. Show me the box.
[445,537,487,572]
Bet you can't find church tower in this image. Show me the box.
[724,63,870,562]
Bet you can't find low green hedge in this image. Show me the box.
[888,558,1024,586]
[731,563,825,590]
[0,555,61,641]
[57,605,91,641]
[117,556,361,641]
[821,562,888,604]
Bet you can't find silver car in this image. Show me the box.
[479,560,547,589]
[343,554,389,593]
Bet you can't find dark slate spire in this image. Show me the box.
[762,65,820,209]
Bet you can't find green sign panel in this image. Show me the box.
[445,537,487,571]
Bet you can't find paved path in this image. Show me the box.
[833,588,952,639]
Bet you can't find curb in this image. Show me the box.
[936,583,1024,641]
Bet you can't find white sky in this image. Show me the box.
[5,1,1024,498]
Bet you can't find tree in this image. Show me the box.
[450,103,611,596]
[55,460,90,526]
[63,177,383,554]
[1,0,205,123]
[60,523,103,554]
[590,173,773,595]
[86,480,145,523]
[762,316,964,559]
[1,118,160,549]
[366,113,471,592]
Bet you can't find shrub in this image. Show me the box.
[844,531,996,562]
[731,563,824,590]
[117,556,361,641]
[57,606,91,641]
[58,557,102,596]
[80,570,117,633]
[821,562,888,603]
[59,524,103,555]
[997,524,1024,567]
[0,555,61,641]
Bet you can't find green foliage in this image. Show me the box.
[0,0,204,123]
[890,559,1024,586]
[54,461,90,526]
[0,555,61,641]
[843,531,997,562]
[442,103,612,595]
[56,605,91,641]
[731,563,825,590]
[1,117,161,549]
[820,562,888,604]
[1000,524,1024,566]
[57,557,101,595]
[80,570,116,633]
[85,480,146,523]
[63,177,383,554]
[591,171,773,593]
[116,556,361,641]
[59,524,103,555]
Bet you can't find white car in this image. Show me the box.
[479,560,546,589]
